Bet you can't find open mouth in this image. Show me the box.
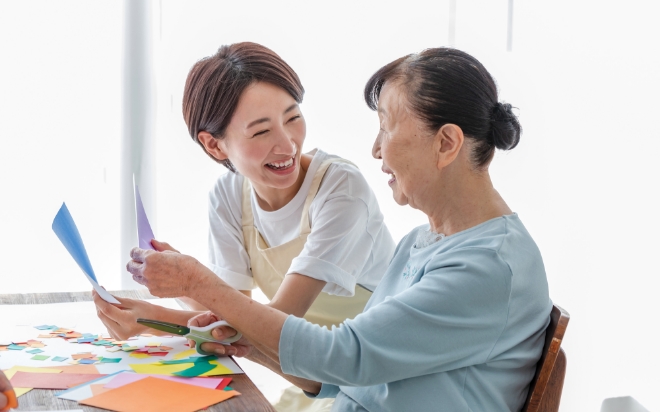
[388,173,396,185]
[266,156,295,171]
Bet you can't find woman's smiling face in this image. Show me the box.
[220,81,306,191]
[372,81,437,209]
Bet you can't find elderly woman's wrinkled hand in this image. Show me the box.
[187,311,253,358]
[126,242,202,298]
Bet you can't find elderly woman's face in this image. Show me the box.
[372,82,437,208]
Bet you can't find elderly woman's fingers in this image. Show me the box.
[132,273,147,286]
[211,325,239,341]
[200,342,237,356]
[129,247,151,263]
[187,311,219,328]
[151,239,179,253]
[126,259,143,277]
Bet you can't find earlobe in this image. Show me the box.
[198,131,228,161]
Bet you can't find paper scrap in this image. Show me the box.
[35,325,58,330]
[172,348,197,360]
[134,178,156,250]
[129,359,233,376]
[160,355,215,365]
[99,357,122,363]
[172,361,216,377]
[79,377,239,412]
[30,354,49,361]
[51,202,120,304]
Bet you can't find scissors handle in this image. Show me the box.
[187,320,242,356]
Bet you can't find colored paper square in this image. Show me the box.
[99,357,122,363]
[26,348,44,354]
[79,359,97,364]
[129,353,151,359]
[35,325,58,330]
[79,377,238,412]
[31,355,50,360]
[53,356,69,362]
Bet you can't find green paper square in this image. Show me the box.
[31,354,50,360]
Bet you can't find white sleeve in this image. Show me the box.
[288,167,377,297]
[207,178,255,291]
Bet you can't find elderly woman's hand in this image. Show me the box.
[93,291,161,340]
[187,311,252,358]
[126,241,208,298]
[0,370,18,411]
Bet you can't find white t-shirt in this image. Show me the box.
[207,149,395,297]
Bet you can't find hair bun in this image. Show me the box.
[489,102,521,151]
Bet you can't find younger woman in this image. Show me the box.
[94,42,395,412]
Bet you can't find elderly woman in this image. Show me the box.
[125,47,551,411]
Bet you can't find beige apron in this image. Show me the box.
[242,157,372,411]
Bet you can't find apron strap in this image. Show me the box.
[241,177,254,229]
[299,158,357,234]
[240,156,357,234]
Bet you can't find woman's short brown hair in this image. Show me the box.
[182,42,305,172]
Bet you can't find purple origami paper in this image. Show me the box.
[133,176,155,250]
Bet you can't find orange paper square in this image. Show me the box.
[79,377,239,412]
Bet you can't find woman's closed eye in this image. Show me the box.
[253,129,270,138]
[288,114,301,123]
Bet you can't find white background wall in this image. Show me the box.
[1,1,659,410]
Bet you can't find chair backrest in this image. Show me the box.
[522,304,570,412]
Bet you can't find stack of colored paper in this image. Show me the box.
[58,371,239,412]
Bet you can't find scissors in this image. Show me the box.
[136,318,242,356]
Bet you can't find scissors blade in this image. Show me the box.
[136,318,191,336]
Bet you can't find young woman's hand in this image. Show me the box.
[93,291,159,340]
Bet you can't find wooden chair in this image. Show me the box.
[522,304,570,412]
